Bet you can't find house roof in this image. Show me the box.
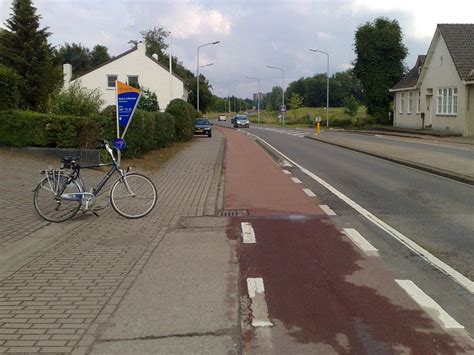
[391,55,426,90]
[438,24,474,81]
[72,45,185,83]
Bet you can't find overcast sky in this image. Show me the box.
[1,0,473,98]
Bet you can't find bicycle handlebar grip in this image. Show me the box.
[96,139,110,149]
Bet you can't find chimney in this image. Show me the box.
[137,41,146,53]
[152,53,158,61]
[63,63,72,85]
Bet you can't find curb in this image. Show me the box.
[305,136,474,185]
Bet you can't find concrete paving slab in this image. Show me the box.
[91,335,237,354]
[98,221,239,341]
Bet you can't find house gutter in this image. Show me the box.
[389,86,417,93]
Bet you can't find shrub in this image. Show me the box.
[166,99,195,141]
[154,112,175,148]
[0,64,21,110]
[0,110,51,147]
[48,81,104,117]
[138,88,160,112]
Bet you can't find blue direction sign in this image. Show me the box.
[113,138,127,151]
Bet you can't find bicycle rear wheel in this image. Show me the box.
[110,173,157,218]
[34,175,82,222]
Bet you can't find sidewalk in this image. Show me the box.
[307,130,474,184]
[0,131,239,354]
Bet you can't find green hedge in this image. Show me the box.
[165,99,196,142]
[0,107,183,158]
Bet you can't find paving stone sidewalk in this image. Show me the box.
[0,131,226,353]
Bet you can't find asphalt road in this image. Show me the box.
[216,121,474,281]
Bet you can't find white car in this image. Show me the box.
[218,115,226,121]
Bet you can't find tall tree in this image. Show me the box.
[89,44,111,67]
[54,42,91,74]
[353,17,407,122]
[0,0,62,111]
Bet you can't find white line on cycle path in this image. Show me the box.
[343,228,379,257]
[247,278,273,327]
[282,170,291,175]
[319,204,336,216]
[241,222,256,244]
[303,188,316,197]
[291,177,302,184]
[244,132,474,294]
[395,279,464,329]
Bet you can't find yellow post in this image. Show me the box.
[316,122,320,135]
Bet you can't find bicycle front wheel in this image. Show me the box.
[33,176,82,222]
[110,173,157,218]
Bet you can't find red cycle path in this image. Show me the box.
[217,126,472,354]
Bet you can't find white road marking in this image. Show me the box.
[245,132,474,294]
[282,170,291,175]
[247,278,273,327]
[281,160,293,167]
[303,188,316,197]
[343,228,379,256]
[241,222,256,244]
[319,204,337,216]
[291,177,302,184]
[395,280,465,329]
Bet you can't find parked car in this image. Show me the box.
[233,115,250,128]
[194,118,212,137]
[218,114,226,122]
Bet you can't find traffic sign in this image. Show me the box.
[113,138,127,151]
[280,105,287,113]
[315,116,322,123]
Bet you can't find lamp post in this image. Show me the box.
[164,31,173,104]
[246,76,261,123]
[196,41,220,112]
[310,48,330,128]
[266,65,285,125]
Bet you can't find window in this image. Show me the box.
[127,75,139,87]
[416,91,421,113]
[399,93,404,113]
[407,92,413,114]
[436,87,458,115]
[107,75,117,89]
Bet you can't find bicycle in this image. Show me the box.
[33,139,157,222]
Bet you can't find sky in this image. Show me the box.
[1,0,473,98]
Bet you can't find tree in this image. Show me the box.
[288,92,303,111]
[138,88,159,112]
[54,42,90,74]
[90,45,111,67]
[0,0,62,111]
[353,17,407,123]
[186,75,213,113]
[343,96,359,124]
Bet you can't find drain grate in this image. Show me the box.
[220,209,249,217]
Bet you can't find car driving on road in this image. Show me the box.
[233,115,250,128]
[218,114,226,121]
[194,118,212,137]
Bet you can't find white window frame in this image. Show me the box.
[107,74,118,89]
[436,87,458,116]
[416,91,421,114]
[399,93,404,113]
[407,92,413,114]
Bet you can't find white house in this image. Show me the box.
[63,42,187,110]
[390,24,474,136]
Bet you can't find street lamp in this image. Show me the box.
[164,31,173,104]
[310,48,330,128]
[266,65,285,125]
[199,63,214,69]
[196,41,220,112]
[246,76,261,124]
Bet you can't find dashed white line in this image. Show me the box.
[343,228,379,256]
[241,222,256,244]
[281,160,293,167]
[247,278,273,327]
[395,279,465,329]
[303,188,316,197]
[291,177,302,184]
[244,132,474,294]
[282,170,291,175]
[319,204,336,216]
